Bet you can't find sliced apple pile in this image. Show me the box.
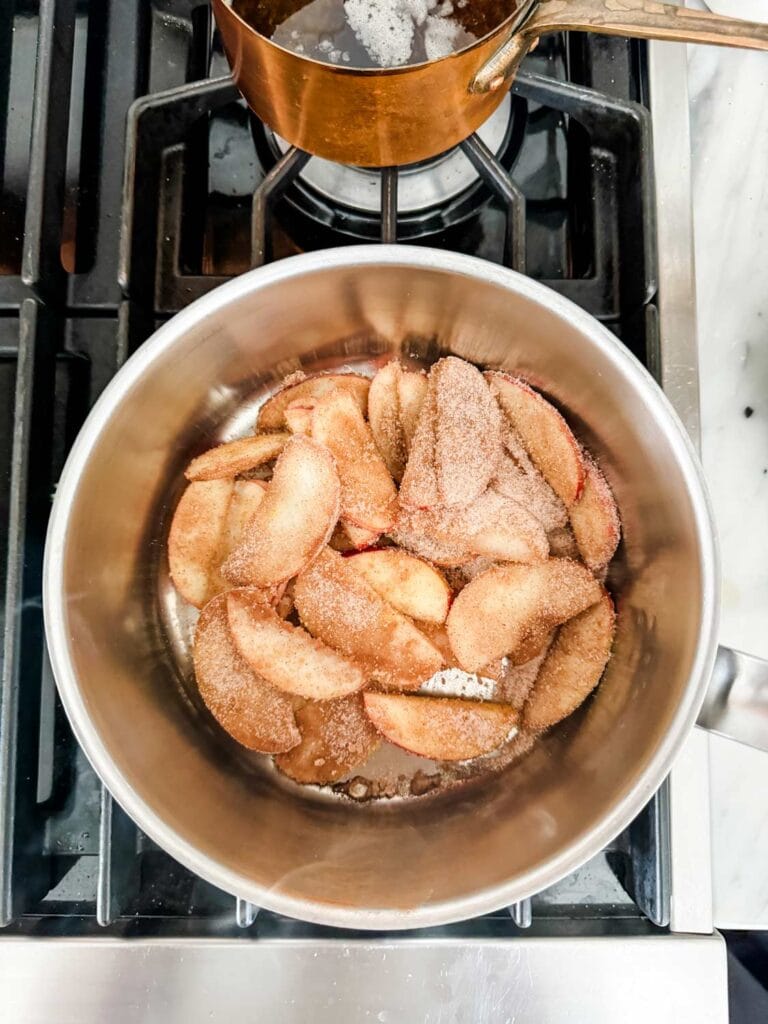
[446,559,603,673]
[275,695,380,784]
[363,692,518,761]
[487,372,585,507]
[400,356,502,509]
[167,353,621,782]
[168,478,234,607]
[194,594,300,752]
[312,388,397,532]
[294,548,444,690]
[257,372,370,431]
[347,548,451,624]
[524,592,616,731]
[368,362,428,481]
[185,433,288,481]
[569,456,621,574]
[222,434,340,587]
[227,588,365,699]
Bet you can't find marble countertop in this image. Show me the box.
[686,9,768,930]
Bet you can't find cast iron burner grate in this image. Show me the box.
[248,92,529,244]
[0,0,667,938]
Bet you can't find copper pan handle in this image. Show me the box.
[471,0,768,95]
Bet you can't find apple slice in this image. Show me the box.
[368,361,406,481]
[221,435,340,587]
[347,548,451,624]
[221,479,266,551]
[389,514,474,567]
[433,356,503,506]
[398,370,428,453]
[486,372,585,507]
[569,456,621,574]
[283,400,315,435]
[343,523,382,550]
[328,522,381,552]
[446,559,603,673]
[294,548,444,690]
[185,433,288,482]
[311,388,397,532]
[492,428,567,532]
[494,637,554,710]
[363,693,518,761]
[227,588,365,699]
[194,594,300,752]
[257,372,370,431]
[395,492,548,565]
[168,479,234,607]
[368,363,429,482]
[397,381,440,509]
[524,592,616,731]
[275,695,380,784]
[206,480,267,597]
[400,357,502,509]
[448,491,548,563]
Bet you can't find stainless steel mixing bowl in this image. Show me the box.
[43,246,718,929]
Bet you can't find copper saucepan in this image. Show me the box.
[212,0,768,166]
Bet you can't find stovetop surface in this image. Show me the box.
[1,0,671,939]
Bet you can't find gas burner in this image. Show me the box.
[251,94,527,240]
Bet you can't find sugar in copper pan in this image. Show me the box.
[212,0,768,167]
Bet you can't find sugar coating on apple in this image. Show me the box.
[294,548,444,690]
[486,372,585,507]
[312,388,398,533]
[257,372,370,431]
[446,558,603,673]
[347,548,451,624]
[524,592,616,731]
[168,478,234,608]
[400,356,503,509]
[221,434,340,588]
[363,692,519,761]
[227,589,365,700]
[194,593,300,753]
[185,433,289,482]
[275,694,380,784]
[569,456,621,574]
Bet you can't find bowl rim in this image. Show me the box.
[43,244,719,929]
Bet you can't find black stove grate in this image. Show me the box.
[1,0,668,937]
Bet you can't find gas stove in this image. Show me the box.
[0,3,726,1021]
